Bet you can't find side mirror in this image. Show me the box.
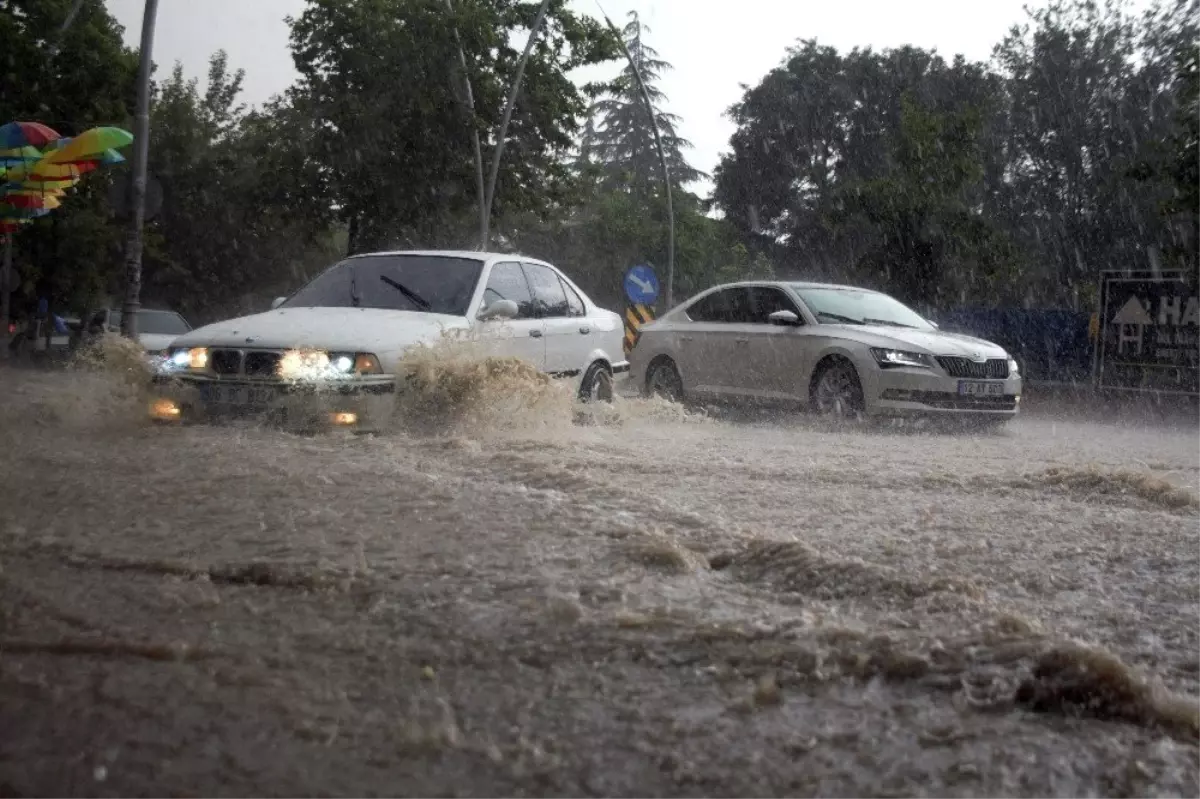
[768,309,801,326]
[271,297,287,310]
[478,299,519,321]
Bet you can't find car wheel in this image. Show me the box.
[644,357,684,403]
[578,362,613,403]
[810,358,865,421]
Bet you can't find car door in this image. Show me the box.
[474,261,546,370]
[737,286,813,402]
[676,287,750,400]
[521,261,589,376]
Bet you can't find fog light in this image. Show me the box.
[331,411,358,426]
[150,398,181,421]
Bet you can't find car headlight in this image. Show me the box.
[870,348,932,369]
[1008,357,1020,376]
[162,346,208,371]
[278,350,382,379]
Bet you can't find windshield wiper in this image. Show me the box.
[379,274,431,311]
[816,311,864,325]
[863,317,917,328]
[350,263,361,307]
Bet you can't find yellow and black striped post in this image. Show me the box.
[623,303,654,355]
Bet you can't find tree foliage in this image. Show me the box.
[582,11,706,191]
[2,0,1195,327]
[1167,37,1199,222]
[140,53,341,322]
[286,0,617,254]
[0,0,136,315]
[714,0,1197,309]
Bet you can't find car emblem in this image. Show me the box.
[969,351,985,362]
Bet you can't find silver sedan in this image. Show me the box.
[628,281,1022,424]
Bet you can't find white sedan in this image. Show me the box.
[628,281,1022,425]
[150,250,627,429]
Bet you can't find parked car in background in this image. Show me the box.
[83,307,193,356]
[150,250,627,430]
[629,281,1023,426]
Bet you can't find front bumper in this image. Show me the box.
[864,368,1023,417]
[149,373,397,430]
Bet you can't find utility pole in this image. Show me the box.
[119,0,159,340]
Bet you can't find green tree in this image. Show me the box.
[582,11,705,191]
[713,42,1009,305]
[992,0,1193,306]
[1171,44,1200,225]
[841,94,1017,307]
[286,0,617,254]
[0,0,137,317]
[141,52,340,322]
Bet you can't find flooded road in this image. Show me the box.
[0,366,1197,797]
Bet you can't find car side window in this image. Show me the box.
[482,262,536,319]
[560,278,586,317]
[521,263,570,318]
[687,289,733,322]
[724,288,756,323]
[749,287,803,324]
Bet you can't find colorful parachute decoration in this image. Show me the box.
[0,121,132,235]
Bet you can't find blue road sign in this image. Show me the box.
[623,264,659,305]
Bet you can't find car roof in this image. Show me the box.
[348,249,551,266]
[697,280,884,295]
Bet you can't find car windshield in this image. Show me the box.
[108,310,191,335]
[791,286,934,330]
[281,254,484,315]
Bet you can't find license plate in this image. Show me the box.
[957,380,1004,396]
[200,383,275,407]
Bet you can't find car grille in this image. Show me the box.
[210,349,243,375]
[205,348,286,378]
[244,351,282,377]
[936,356,1009,379]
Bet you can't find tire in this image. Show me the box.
[578,361,613,403]
[810,357,865,421]
[644,357,684,403]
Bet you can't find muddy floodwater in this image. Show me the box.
[0,362,1197,797]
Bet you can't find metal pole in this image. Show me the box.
[442,0,488,251]
[597,4,675,308]
[1,234,12,358]
[120,0,159,340]
[483,0,552,249]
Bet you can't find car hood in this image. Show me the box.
[824,324,1008,358]
[138,333,179,352]
[170,307,470,353]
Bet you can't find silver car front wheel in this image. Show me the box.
[811,359,865,420]
[644,357,684,403]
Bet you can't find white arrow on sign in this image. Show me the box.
[629,273,655,293]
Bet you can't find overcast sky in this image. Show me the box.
[104,0,1041,194]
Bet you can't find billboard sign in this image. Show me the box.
[1096,270,1199,395]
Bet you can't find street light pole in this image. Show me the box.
[119,0,159,340]
[483,0,552,250]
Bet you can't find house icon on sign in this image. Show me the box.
[1111,296,1153,356]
